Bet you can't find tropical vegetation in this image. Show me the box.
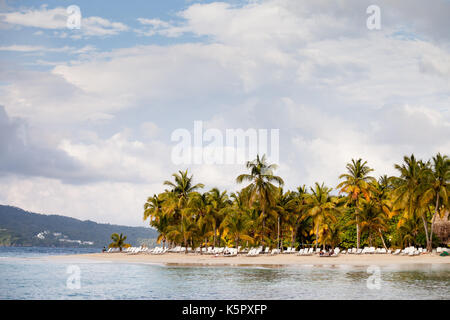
[144,154,449,252]
[109,233,131,252]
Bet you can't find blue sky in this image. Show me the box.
[0,0,449,226]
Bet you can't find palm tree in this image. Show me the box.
[318,221,341,249]
[164,170,204,252]
[143,194,170,248]
[368,177,394,250]
[420,153,449,251]
[143,194,164,222]
[164,170,205,207]
[108,233,130,252]
[358,200,389,248]
[151,213,170,250]
[195,216,214,254]
[398,217,421,248]
[391,155,433,250]
[305,183,340,249]
[208,188,230,247]
[285,186,310,248]
[166,215,197,253]
[236,154,284,245]
[272,188,296,250]
[220,211,253,248]
[337,158,376,249]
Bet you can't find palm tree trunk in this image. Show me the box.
[262,210,266,246]
[218,230,223,247]
[420,214,430,250]
[291,228,295,247]
[378,229,388,250]
[428,194,440,251]
[356,215,360,250]
[213,225,217,248]
[277,216,280,250]
[315,224,319,249]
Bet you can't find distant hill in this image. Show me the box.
[0,205,158,248]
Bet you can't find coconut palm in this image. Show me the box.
[391,155,433,250]
[208,188,231,247]
[337,158,376,249]
[108,233,131,252]
[305,183,340,249]
[420,153,449,250]
[272,188,296,250]
[236,154,284,245]
[318,221,341,249]
[166,215,197,253]
[164,170,204,253]
[284,186,310,248]
[164,170,205,207]
[358,200,389,248]
[195,217,214,254]
[220,211,253,248]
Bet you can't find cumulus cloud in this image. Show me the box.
[0,5,128,37]
[0,0,448,225]
[0,105,86,182]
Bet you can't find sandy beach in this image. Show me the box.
[51,252,450,266]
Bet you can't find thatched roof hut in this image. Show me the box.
[433,211,450,245]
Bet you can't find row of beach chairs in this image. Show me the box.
[106,245,446,256]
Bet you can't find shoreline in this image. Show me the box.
[50,252,450,267]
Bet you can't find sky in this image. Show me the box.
[0,0,449,227]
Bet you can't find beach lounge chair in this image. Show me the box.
[264,247,270,254]
[223,248,234,256]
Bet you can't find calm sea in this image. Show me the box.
[0,247,449,300]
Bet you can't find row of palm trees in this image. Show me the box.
[143,154,449,253]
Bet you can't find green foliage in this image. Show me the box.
[143,153,449,250]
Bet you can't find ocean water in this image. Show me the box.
[0,247,449,300]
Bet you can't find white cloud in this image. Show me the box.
[0,0,449,225]
[0,175,159,226]
[0,6,128,37]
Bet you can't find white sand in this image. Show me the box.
[51,252,450,266]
